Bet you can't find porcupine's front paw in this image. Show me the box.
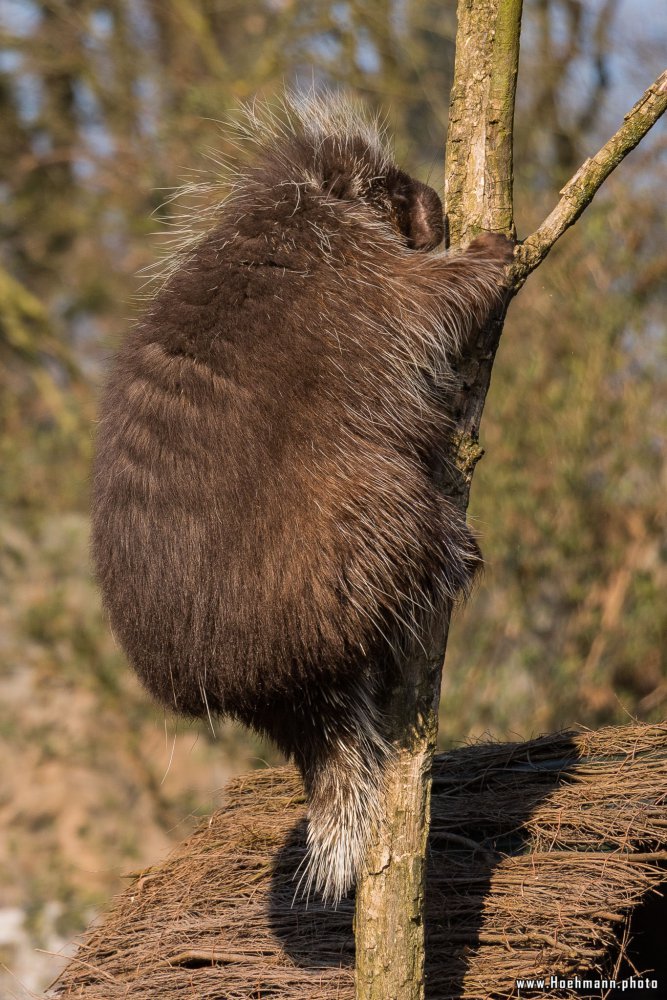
[468,231,516,266]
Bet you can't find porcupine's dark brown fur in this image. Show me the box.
[91,92,514,904]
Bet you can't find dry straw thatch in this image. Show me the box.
[51,723,667,999]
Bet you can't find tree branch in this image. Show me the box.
[514,68,667,283]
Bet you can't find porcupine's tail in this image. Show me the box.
[292,675,390,905]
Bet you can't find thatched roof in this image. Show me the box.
[51,723,667,999]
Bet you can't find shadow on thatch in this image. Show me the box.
[267,819,355,969]
[49,724,667,999]
[424,731,581,998]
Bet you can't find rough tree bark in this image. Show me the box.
[353,0,667,994]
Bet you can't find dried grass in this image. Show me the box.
[50,723,667,999]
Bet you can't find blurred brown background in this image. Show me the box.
[0,0,665,992]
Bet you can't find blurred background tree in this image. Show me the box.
[0,0,664,991]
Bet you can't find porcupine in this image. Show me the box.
[91,92,514,904]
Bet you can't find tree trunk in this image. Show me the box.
[354,3,666,997]
[354,3,522,998]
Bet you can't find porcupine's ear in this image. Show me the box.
[386,171,445,251]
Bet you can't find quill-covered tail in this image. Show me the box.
[293,678,389,904]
